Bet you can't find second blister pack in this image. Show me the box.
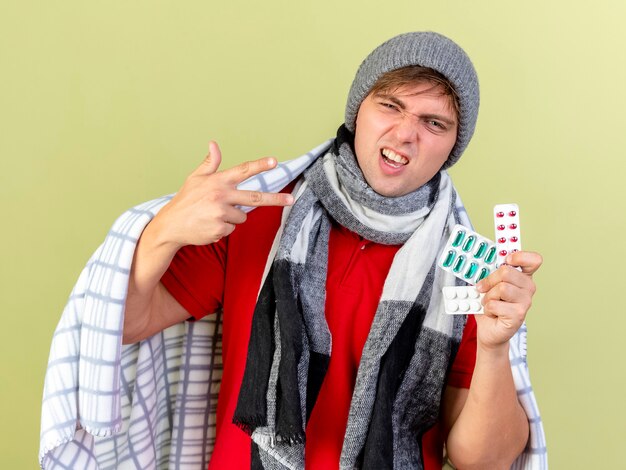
[439,224,497,285]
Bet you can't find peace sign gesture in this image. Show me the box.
[155,141,294,249]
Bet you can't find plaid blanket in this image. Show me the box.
[39,139,547,469]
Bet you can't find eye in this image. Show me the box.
[378,101,400,112]
[427,120,447,131]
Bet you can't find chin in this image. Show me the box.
[362,171,415,198]
[371,184,410,198]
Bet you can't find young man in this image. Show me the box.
[123,32,541,469]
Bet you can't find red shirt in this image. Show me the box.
[161,200,477,470]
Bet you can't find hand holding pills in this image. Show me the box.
[474,251,542,348]
[438,203,543,348]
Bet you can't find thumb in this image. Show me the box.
[194,141,222,175]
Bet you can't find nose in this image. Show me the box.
[393,112,420,143]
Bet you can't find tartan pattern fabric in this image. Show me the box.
[39,138,547,469]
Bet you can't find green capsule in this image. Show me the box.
[452,230,465,247]
[474,242,487,259]
[464,262,478,279]
[453,255,466,273]
[442,250,456,268]
[485,246,497,264]
[477,268,489,281]
[462,235,476,252]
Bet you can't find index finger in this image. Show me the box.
[505,250,543,275]
[231,189,294,208]
[476,251,542,294]
[220,157,278,185]
[476,264,534,294]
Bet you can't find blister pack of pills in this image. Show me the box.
[494,203,522,268]
[442,286,484,315]
[439,224,497,285]
[440,203,522,315]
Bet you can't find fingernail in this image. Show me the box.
[267,157,277,167]
[476,282,485,293]
[285,195,294,205]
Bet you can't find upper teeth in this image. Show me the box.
[382,148,409,165]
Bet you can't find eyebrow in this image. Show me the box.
[375,93,457,126]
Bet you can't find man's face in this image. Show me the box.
[353,82,458,197]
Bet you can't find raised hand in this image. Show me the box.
[154,141,294,248]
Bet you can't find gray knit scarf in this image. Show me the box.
[234,126,468,469]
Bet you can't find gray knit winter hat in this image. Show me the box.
[345,32,479,169]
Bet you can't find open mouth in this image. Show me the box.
[381,148,409,168]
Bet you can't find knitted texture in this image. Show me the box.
[345,31,479,168]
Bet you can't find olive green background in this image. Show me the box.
[2,1,624,468]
